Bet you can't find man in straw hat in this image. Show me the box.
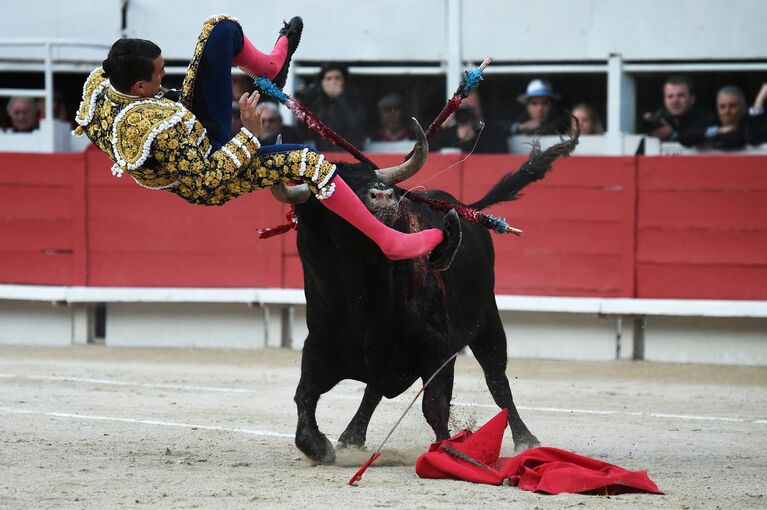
[511,79,570,135]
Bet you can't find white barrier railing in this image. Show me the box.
[0,38,110,153]
[2,284,766,363]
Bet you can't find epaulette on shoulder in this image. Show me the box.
[110,99,191,177]
[73,67,109,135]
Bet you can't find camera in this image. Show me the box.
[643,109,672,132]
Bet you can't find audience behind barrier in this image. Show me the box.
[3,68,767,155]
[642,76,767,150]
[372,93,414,142]
[4,97,40,133]
[747,83,767,145]
[432,89,508,153]
[294,62,368,151]
[642,75,714,146]
[510,79,570,136]
[697,85,748,150]
[255,102,302,146]
[571,103,604,135]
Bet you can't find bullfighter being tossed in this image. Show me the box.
[74,15,459,265]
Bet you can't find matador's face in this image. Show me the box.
[133,55,165,98]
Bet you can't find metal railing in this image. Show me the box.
[0,39,110,152]
[1,38,765,155]
[0,39,110,119]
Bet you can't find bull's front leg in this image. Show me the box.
[294,340,338,464]
[421,356,456,441]
[294,381,334,464]
[336,385,383,450]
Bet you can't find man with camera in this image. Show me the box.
[643,75,714,146]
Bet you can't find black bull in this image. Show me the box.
[278,131,578,464]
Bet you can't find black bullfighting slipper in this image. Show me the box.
[429,209,462,272]
[272,16,303,89]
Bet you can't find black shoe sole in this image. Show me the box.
[273,16,303,89]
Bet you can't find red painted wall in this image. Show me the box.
[1,149,765,299]
[636,155,767,300]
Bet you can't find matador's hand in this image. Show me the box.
[240,91,262,137]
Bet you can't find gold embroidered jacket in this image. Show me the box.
[73,15,336,206]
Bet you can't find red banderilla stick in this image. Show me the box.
[348,351,460,486]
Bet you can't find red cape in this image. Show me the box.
[415,409,663,495]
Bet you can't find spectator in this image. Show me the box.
[255,102,302,145]
[0,98,10,128]
[372,93,414,142]
[433,102,508,153]
[5,97,40,132]
[511,79,570,135]
[642,75,714,146]
[36,91,71,124]
[231,74,252,100]
[295,63,367,151]
[698,85,748,150]
[746,82,767,145]
[230,75,255,133]
[571,102,604,135]
[231,100,243,133]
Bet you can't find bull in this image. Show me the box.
[271,120,578,464]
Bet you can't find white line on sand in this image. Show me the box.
[0,373,257,393]
[0,406,294,439]
[3,372,764,426]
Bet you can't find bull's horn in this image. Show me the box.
[375,118,429,186]
[270,183,312,204]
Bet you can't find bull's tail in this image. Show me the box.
[467,128,579,211]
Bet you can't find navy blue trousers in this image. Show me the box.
[191,20,243,150]
[192,21,313,156]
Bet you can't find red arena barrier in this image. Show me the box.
[1,150,766,299]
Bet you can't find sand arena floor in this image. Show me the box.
[0,345,765,509]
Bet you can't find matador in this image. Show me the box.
[74,15,458,263]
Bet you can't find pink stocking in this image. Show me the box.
[321,177,444,260]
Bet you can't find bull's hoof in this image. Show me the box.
[513,432,541,453]
[336,430,366,450]
[429,209,462,272]
[296,431,336,465]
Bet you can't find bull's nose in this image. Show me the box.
[369,189,394,201]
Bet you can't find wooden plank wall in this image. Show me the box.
[0,152,85,285]
[82,148,285,288]
[464,155,637,296]
[636,155,767,299]
[1,149,765,299]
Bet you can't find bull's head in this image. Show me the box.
[270,118,429,215]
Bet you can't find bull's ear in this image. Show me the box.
[270,183,312,204]
[375,118,428,186]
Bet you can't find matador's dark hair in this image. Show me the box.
[102,38,161,93]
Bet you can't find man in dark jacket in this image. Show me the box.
[643,75,714,146]
[697,85,748,150]
[433,105,509,153]
[295,63,367,151]
[254,102,302,145]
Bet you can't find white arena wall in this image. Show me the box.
[1,2,765,365]
[1,286,766,366]
[1,0,764,63]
